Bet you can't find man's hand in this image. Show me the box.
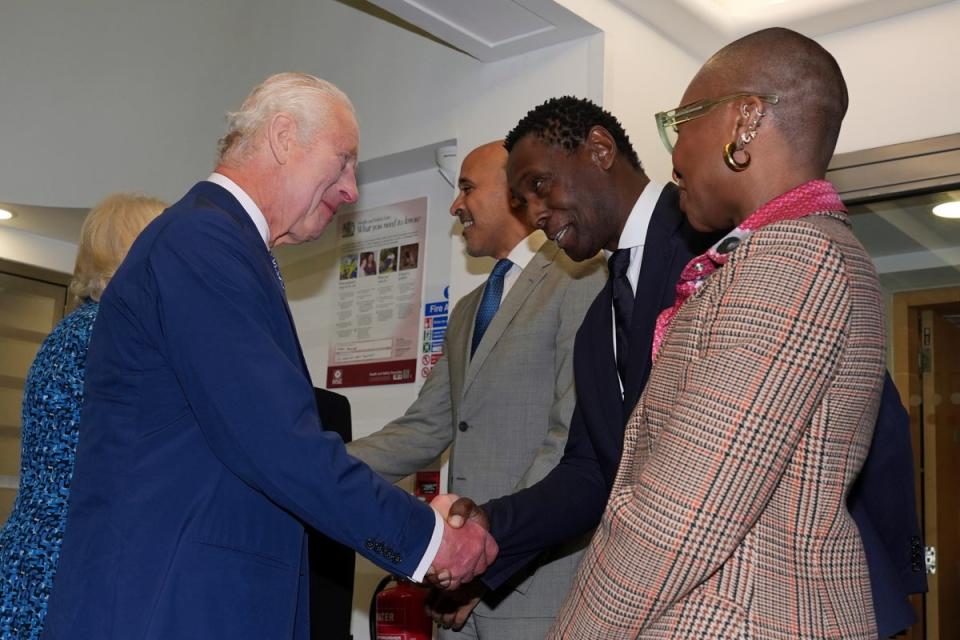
[445,496,490,531]
[429,493,460,520]
[429,494,489,530]
[425,581,486,630]
[426,518,498,590]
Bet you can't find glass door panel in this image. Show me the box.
[849,188,960,640]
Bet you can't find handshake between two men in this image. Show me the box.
[425,495,491,630]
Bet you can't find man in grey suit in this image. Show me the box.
[347,141,605,639]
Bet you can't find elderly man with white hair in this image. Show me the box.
[42,73,496,640]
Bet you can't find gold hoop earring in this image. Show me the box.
[723,141,750,172]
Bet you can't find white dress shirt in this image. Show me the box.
[207,173,271,248]
[499,230,547,300]
[603,180,665,395]
[205,173,444,582]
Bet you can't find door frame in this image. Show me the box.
[892,287,960,640]
[827,132,960,640]
[827,132,960,204]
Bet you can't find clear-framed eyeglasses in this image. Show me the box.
[654,93,780,153]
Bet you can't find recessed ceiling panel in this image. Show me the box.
[848,189,960,293]
[851,190,960,258]
[367,0,598,61]
[405,0,554,47]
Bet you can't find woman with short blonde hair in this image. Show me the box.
[70,192,168,302]
[0,191,165,639]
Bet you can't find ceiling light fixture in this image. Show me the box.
[0,208,15,221]
[932,202,960,219]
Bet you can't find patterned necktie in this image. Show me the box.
[269,252,285,291]
[608,249,634,383]
[471,258,513,357]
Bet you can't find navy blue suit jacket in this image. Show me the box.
[483,184,925,637]
[43,182,435,639]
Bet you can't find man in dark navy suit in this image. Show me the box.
[43,73,496,640]
[442,97,924,638]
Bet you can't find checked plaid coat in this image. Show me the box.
[550,213,884,639]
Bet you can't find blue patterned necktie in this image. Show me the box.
[269,252,285,291]
[608,249,633,382]
[471,258,512,357]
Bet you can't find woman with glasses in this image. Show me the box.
[550,27,883,639]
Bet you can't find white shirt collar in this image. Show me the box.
[616,180,664,252]
[207,172,270,248]
[505,230,546,271]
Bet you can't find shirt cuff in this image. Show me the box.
[410,508,444,583]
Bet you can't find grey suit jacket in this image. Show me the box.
[348,239,605,620]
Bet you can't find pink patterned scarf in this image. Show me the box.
[651,179,846,359]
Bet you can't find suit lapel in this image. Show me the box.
[191,181,312,381]
[448,288,479,403]
[462,243,556,396]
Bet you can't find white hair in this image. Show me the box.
[217,72,355,164]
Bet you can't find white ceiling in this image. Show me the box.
[0,202,88,244]
[366,0,954,61]
[365,0,599,61]
[615,0,954,59]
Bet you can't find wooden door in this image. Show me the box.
[893,288,960,640]
[919,305,960,640]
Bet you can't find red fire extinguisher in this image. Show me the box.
[371,575,433,640]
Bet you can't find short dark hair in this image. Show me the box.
[504,96,642,170]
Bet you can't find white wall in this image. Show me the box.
[821,1,960,153]
[559,0,960,167]
[444,35,603,302]
[557,0,702,183]
[0,0,258,208]
[0,0,478,209]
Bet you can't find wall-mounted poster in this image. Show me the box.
[420,291,448,380]
[326,197,427,388]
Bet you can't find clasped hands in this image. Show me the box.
[424,494,492,629]
[426,493,493,590]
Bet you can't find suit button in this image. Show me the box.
[458,421,469,432]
